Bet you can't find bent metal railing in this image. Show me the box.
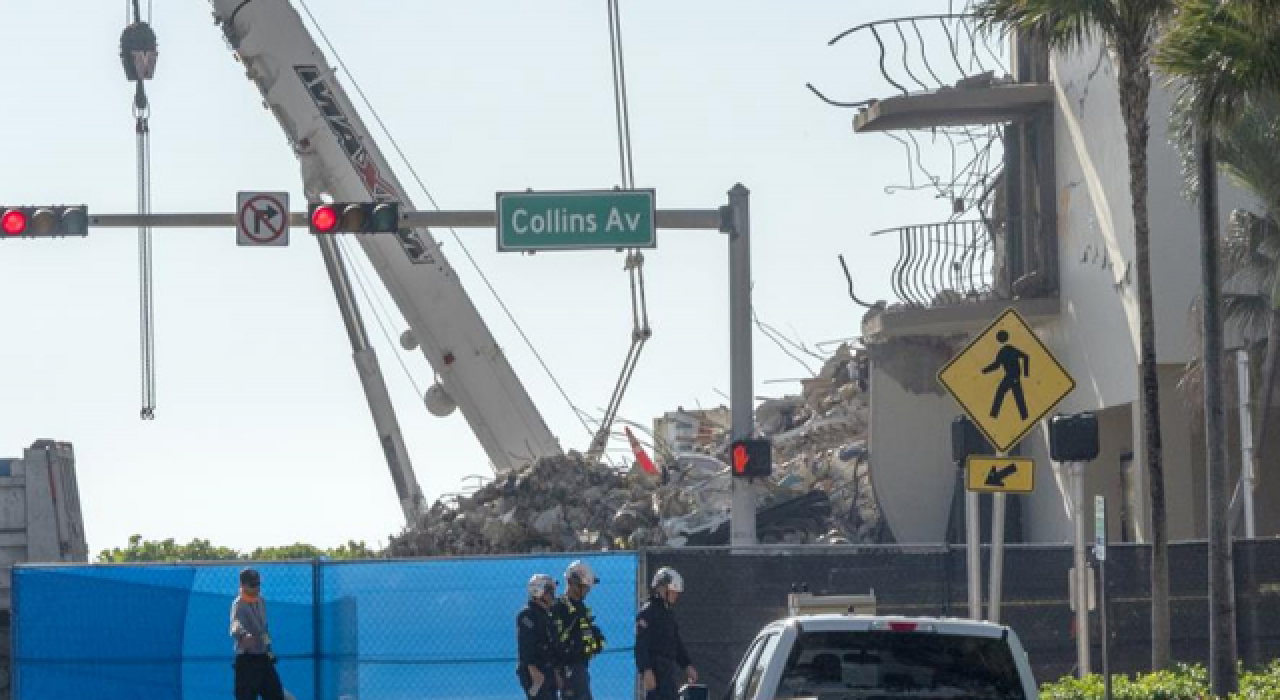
[870,218,1007,307]
[808,13,1010,109]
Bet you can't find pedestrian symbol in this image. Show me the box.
[984,330,1030,421]
[938,307,1075,452]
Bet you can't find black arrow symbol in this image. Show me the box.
[985,463,1019,488]
[253,205,279,234]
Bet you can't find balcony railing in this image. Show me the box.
[871,218,1007,308]
[809,14,1010,109]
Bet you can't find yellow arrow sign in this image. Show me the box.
[966,456,1035,493]
[938,307,1075,452]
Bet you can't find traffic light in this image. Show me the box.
[308,202,400,234]
[730,438,772,478]
[0,206,89,238]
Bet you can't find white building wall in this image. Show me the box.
[1047,38,1260,413]
[867,364,957,544]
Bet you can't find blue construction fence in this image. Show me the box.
[12,552,638,700]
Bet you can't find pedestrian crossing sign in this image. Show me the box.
[938,307,1075,453]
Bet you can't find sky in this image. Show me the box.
[0,0,987,556]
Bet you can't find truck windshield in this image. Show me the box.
[776,629,1026,700]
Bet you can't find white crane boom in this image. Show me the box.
[208,0,563,475]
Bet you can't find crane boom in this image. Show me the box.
[209,0,563,475]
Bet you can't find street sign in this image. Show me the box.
[236,191,289,247]
[938,307,1075,452]
[965,456,1035,493]
[1094,495,1106,560]
[496,189,656,252]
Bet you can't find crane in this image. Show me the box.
[207,0,565,517]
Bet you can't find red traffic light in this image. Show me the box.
[311,205,338,233]
[1,209,27,236]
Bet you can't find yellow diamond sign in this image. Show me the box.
[938,307,1075,453]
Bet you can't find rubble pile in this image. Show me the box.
[389,342,884,556]
[388,453,666,556]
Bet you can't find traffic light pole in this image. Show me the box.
[83,199,759,539]
[725,185,757,548]
[86,209,724,230]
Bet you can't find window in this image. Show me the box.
[744,633,781,700]
[730,635,768,700]
[776,630,1026,699]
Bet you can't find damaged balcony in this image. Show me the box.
[810,14,1053,133]
[816,10,1058,341]
[859,216,1058,340]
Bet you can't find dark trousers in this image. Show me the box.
[646,659,682,700]
[561,662,593,700]
[517,666,558,700]
[234,653,284,700]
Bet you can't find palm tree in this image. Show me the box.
[1156,1,1280,694]
[1173,92,1280,493]
[971,0,1176,670]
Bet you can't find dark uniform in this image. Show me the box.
[552,594,605,700]
[517,600,558,700]
[635,593,692,700]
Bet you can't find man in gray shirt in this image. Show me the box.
[230,567,284,700]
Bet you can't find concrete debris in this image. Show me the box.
[389,342,883,557]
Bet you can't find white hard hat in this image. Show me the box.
[565,560,599,586]
[527,573,556,599]
[652,567,684,593]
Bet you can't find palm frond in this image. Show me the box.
[1155,0,1280,122]
[971,0,1121,51]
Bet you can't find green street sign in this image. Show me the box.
[496,189,656,252]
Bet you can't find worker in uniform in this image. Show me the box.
[552,560,606,700]
[230,567,285,700]
[635,567,697,700]
[517,573,559,700]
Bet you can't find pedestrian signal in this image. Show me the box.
[1049,412,1099,462]
[731,438,772,478]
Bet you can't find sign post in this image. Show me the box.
[941,307,1075,623]
[1096,494,1110,700]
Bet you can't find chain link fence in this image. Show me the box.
[12,541,1280,699]
[12,553,638,700]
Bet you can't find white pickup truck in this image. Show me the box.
[723,614,1038,700]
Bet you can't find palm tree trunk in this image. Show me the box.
[1117,52,1170,671]
[1249,301,1280,510]
[1197,122,1239,698]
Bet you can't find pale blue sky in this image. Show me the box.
[0,0,980,555]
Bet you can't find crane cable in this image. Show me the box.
[122,0,158,420]
[295,0,604,454]
[587,0,651,464]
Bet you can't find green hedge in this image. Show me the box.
[1042,662,1280,700]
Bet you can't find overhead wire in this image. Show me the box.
[336,237,425,399]
[294,0,600,448]
[587,0,651,463]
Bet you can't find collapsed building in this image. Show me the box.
[389,343,886,557]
